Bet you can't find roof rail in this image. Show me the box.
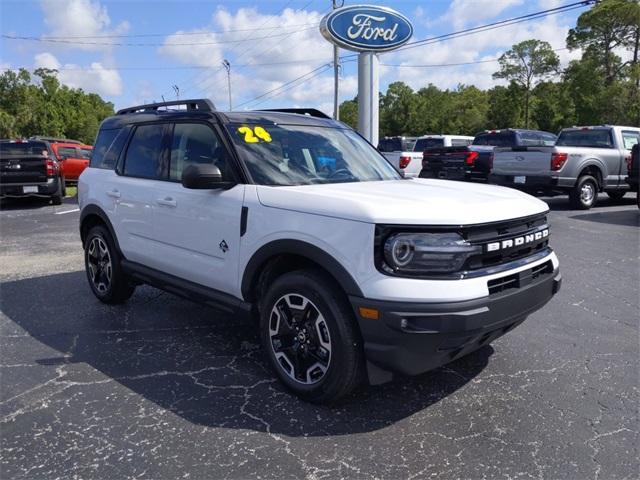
[116,99,215,115]
[257,108,331,119]
[29,136,82,144]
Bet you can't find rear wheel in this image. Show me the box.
[606,190,626,201]
[260,269,364,404]
[51,177,63,205]
[84,225,135,304]
[569,175,598,210]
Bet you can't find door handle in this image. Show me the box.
[156,197,177,208]
[106,189,121,199]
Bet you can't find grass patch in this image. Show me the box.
[65,186,77,198]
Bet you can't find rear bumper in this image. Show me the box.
[489,174,568,191]
[0,178,60,197]
[350,267,561,384]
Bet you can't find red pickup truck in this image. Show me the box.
[32,137,92,184]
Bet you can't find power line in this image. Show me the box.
[187,0,320,98]
[380,48,569,68]
[235,63,332,109]
[1,26,318,47]
[394,1,594,53]
[25,22,319,39]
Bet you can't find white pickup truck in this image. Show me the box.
[382,135,474,177]
[490,125,640,209]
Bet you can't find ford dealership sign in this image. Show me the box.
[320,5,413,52]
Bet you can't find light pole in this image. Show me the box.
[222,59,232,111]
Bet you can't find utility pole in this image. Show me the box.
[222,59,232,111]
[172,85,179,100]
[332,0,341,120]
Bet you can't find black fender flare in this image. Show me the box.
[79,204,123,255]
[241,239,364,299]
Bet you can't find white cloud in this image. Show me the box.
[40,0,129,51]
[34,52,123,96]
[380,12,582,92]
[439,0,525,29]
[158,6,355,112]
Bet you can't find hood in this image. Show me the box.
[256,178,548,225]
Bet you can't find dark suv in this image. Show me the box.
[0,139,66,204]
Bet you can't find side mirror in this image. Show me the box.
[181,164,233,189]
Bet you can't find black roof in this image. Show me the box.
[102,99,342,130]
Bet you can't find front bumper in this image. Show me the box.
[350,266,561,384]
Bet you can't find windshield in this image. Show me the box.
[414,138,444,151]
[227,123,401,186]
[556,129,613,148]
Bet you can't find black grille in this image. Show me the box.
[462,213,549,271]
[488,260,553,295]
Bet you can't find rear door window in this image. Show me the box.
[57,147,77,159]
[123,124,167,179]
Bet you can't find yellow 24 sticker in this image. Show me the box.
[238,126,272,143]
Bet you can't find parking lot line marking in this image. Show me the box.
[55,208,80,215]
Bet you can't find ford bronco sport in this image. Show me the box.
[79,99,561,403]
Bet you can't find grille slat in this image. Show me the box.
[488,260,553,296]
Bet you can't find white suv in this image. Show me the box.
[78,99,561,403]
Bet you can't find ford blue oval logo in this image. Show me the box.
[320,5,413,52]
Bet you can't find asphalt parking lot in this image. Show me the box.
[1,194,638,479]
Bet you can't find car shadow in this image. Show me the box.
[0,196,77,211]
[570,209,639,227]
[1,271,492,437]
[540,195,637,211]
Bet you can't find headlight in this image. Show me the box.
[383,232,481,276]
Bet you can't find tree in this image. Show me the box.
[492,39,560,128]
[379,81,418,136]
[486,84,524,129]
[0,68,114,144]
[338,97,357,130]
[567,0,640,85]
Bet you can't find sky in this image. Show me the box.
[0,0,588,114]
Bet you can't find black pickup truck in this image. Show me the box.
[419,129,557,182]
[626,143,639,209]
[0,139,65,204]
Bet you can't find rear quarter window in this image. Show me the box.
[90,128,128,169]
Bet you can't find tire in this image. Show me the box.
[61,178,67,198]
[606,190,626,201]
[51,178,63,205]
[569,175,598,210]
[259,269,364,404]
[84,225,135,304]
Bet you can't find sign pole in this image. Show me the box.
[357,52,379,147]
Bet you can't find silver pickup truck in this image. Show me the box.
[490,125,640,209]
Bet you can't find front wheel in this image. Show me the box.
[569,175,598,210]
[84,225,135,304]
[259,269,364,404]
